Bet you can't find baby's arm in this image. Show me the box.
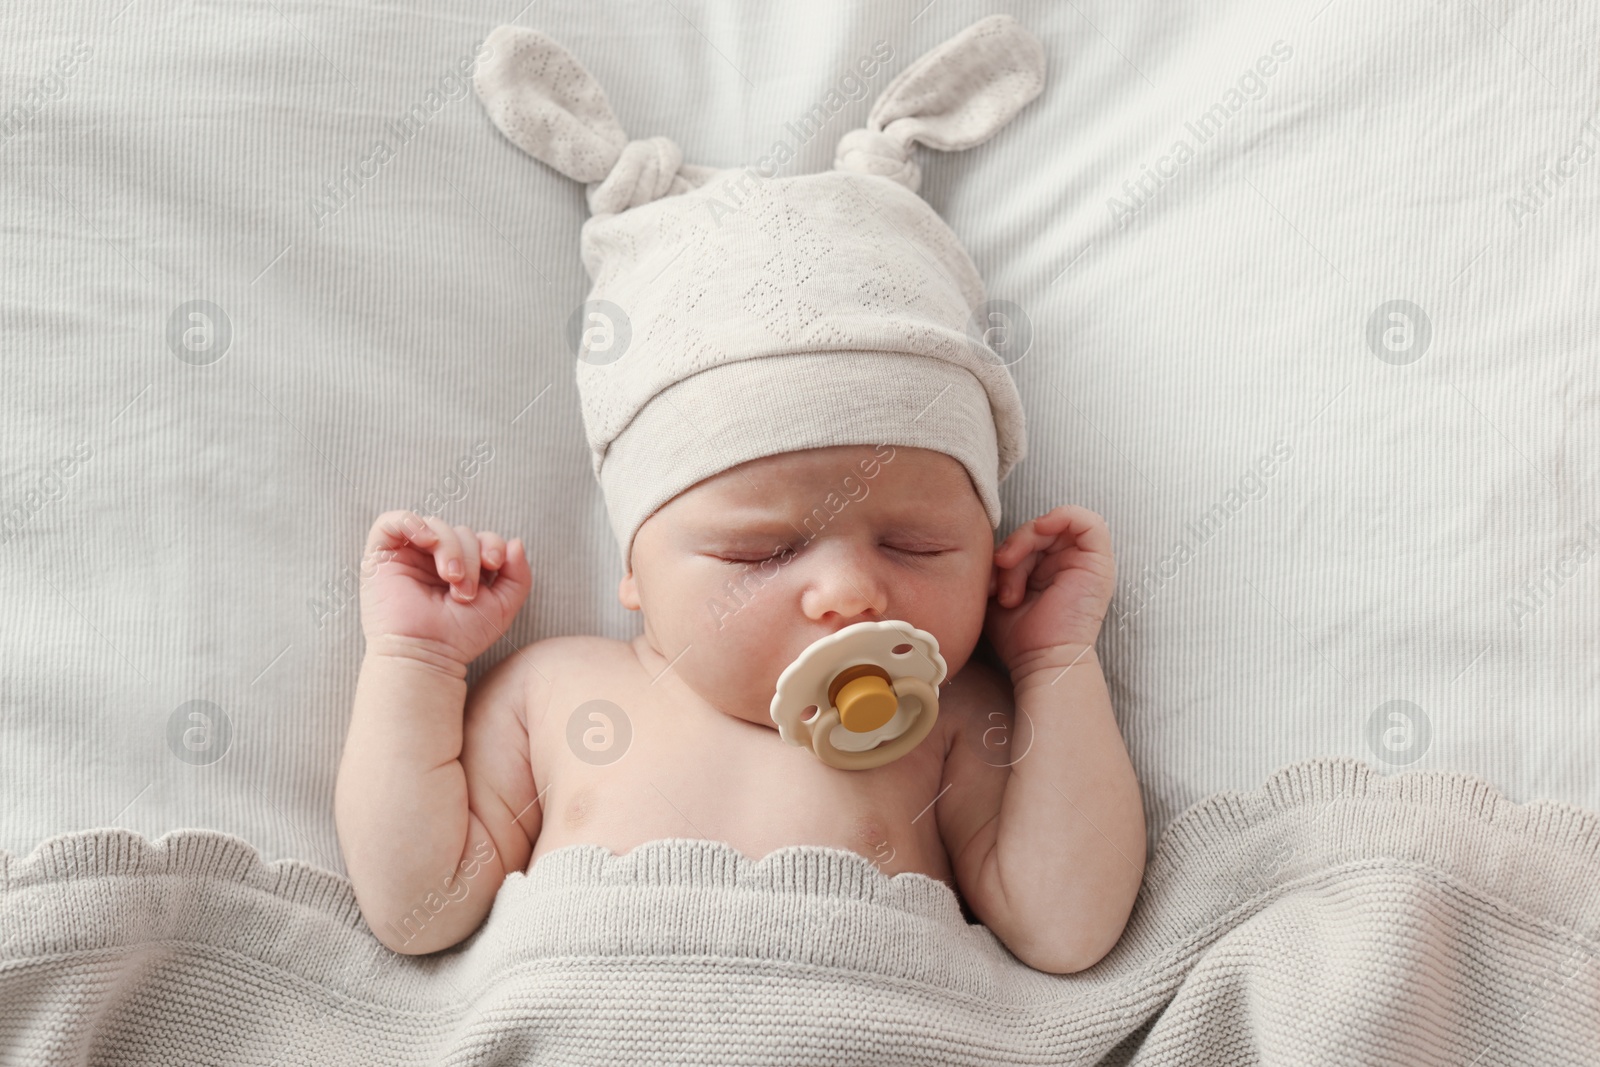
[938,506,1145,974]
[939,647,1143,973]
[334,511,539,955]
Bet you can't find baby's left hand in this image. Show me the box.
[984,505,1116,681]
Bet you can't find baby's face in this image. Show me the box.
[619,445,995,727]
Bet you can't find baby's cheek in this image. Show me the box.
[697,599,783,674]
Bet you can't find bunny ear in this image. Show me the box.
[473,24,629,183]
[835,15,1046,192]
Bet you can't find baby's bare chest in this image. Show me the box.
[524,650,957,884]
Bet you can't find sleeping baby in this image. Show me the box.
[334,15,1145,975]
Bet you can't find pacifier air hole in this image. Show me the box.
[891,643,913,655]
[800,705,818,722]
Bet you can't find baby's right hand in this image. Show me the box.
[358,510,532,669]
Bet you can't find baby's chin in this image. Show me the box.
[718,705,783,730]
[693,676,787,730]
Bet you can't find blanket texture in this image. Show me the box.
[3,760,1596,1065]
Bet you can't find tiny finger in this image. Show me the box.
[1007,554,1036,605]
[1000,526,1037,564]
[485,537,534,613]
[420,515,463,583]
[477,531,507,572]
[453,525,482,600]
[366,509,438,556]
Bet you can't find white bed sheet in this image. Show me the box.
[1,0,1595,871]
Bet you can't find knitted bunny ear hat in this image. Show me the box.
[472,15,1046,569]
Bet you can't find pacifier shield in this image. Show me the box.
[769,620,948,770]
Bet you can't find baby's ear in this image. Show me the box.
[617,571,641,611]
[472,24,628,182]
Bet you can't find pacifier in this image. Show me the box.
[769,620,948,770]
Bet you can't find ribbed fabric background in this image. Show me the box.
[2,0,1596,895]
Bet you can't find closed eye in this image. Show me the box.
[714,547,793,565]
[713,544,947,564]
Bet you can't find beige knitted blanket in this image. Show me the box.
[2,760,1596,1065]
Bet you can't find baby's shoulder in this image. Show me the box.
[507,634,638,685]
[518,633,632,661]
[475,635,639,728]
[502,633,646,694]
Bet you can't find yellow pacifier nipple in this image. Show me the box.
[831,666,898,733]
[770,620,948,771]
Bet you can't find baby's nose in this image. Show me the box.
[802,545,888,621]
[812,591,880,624]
